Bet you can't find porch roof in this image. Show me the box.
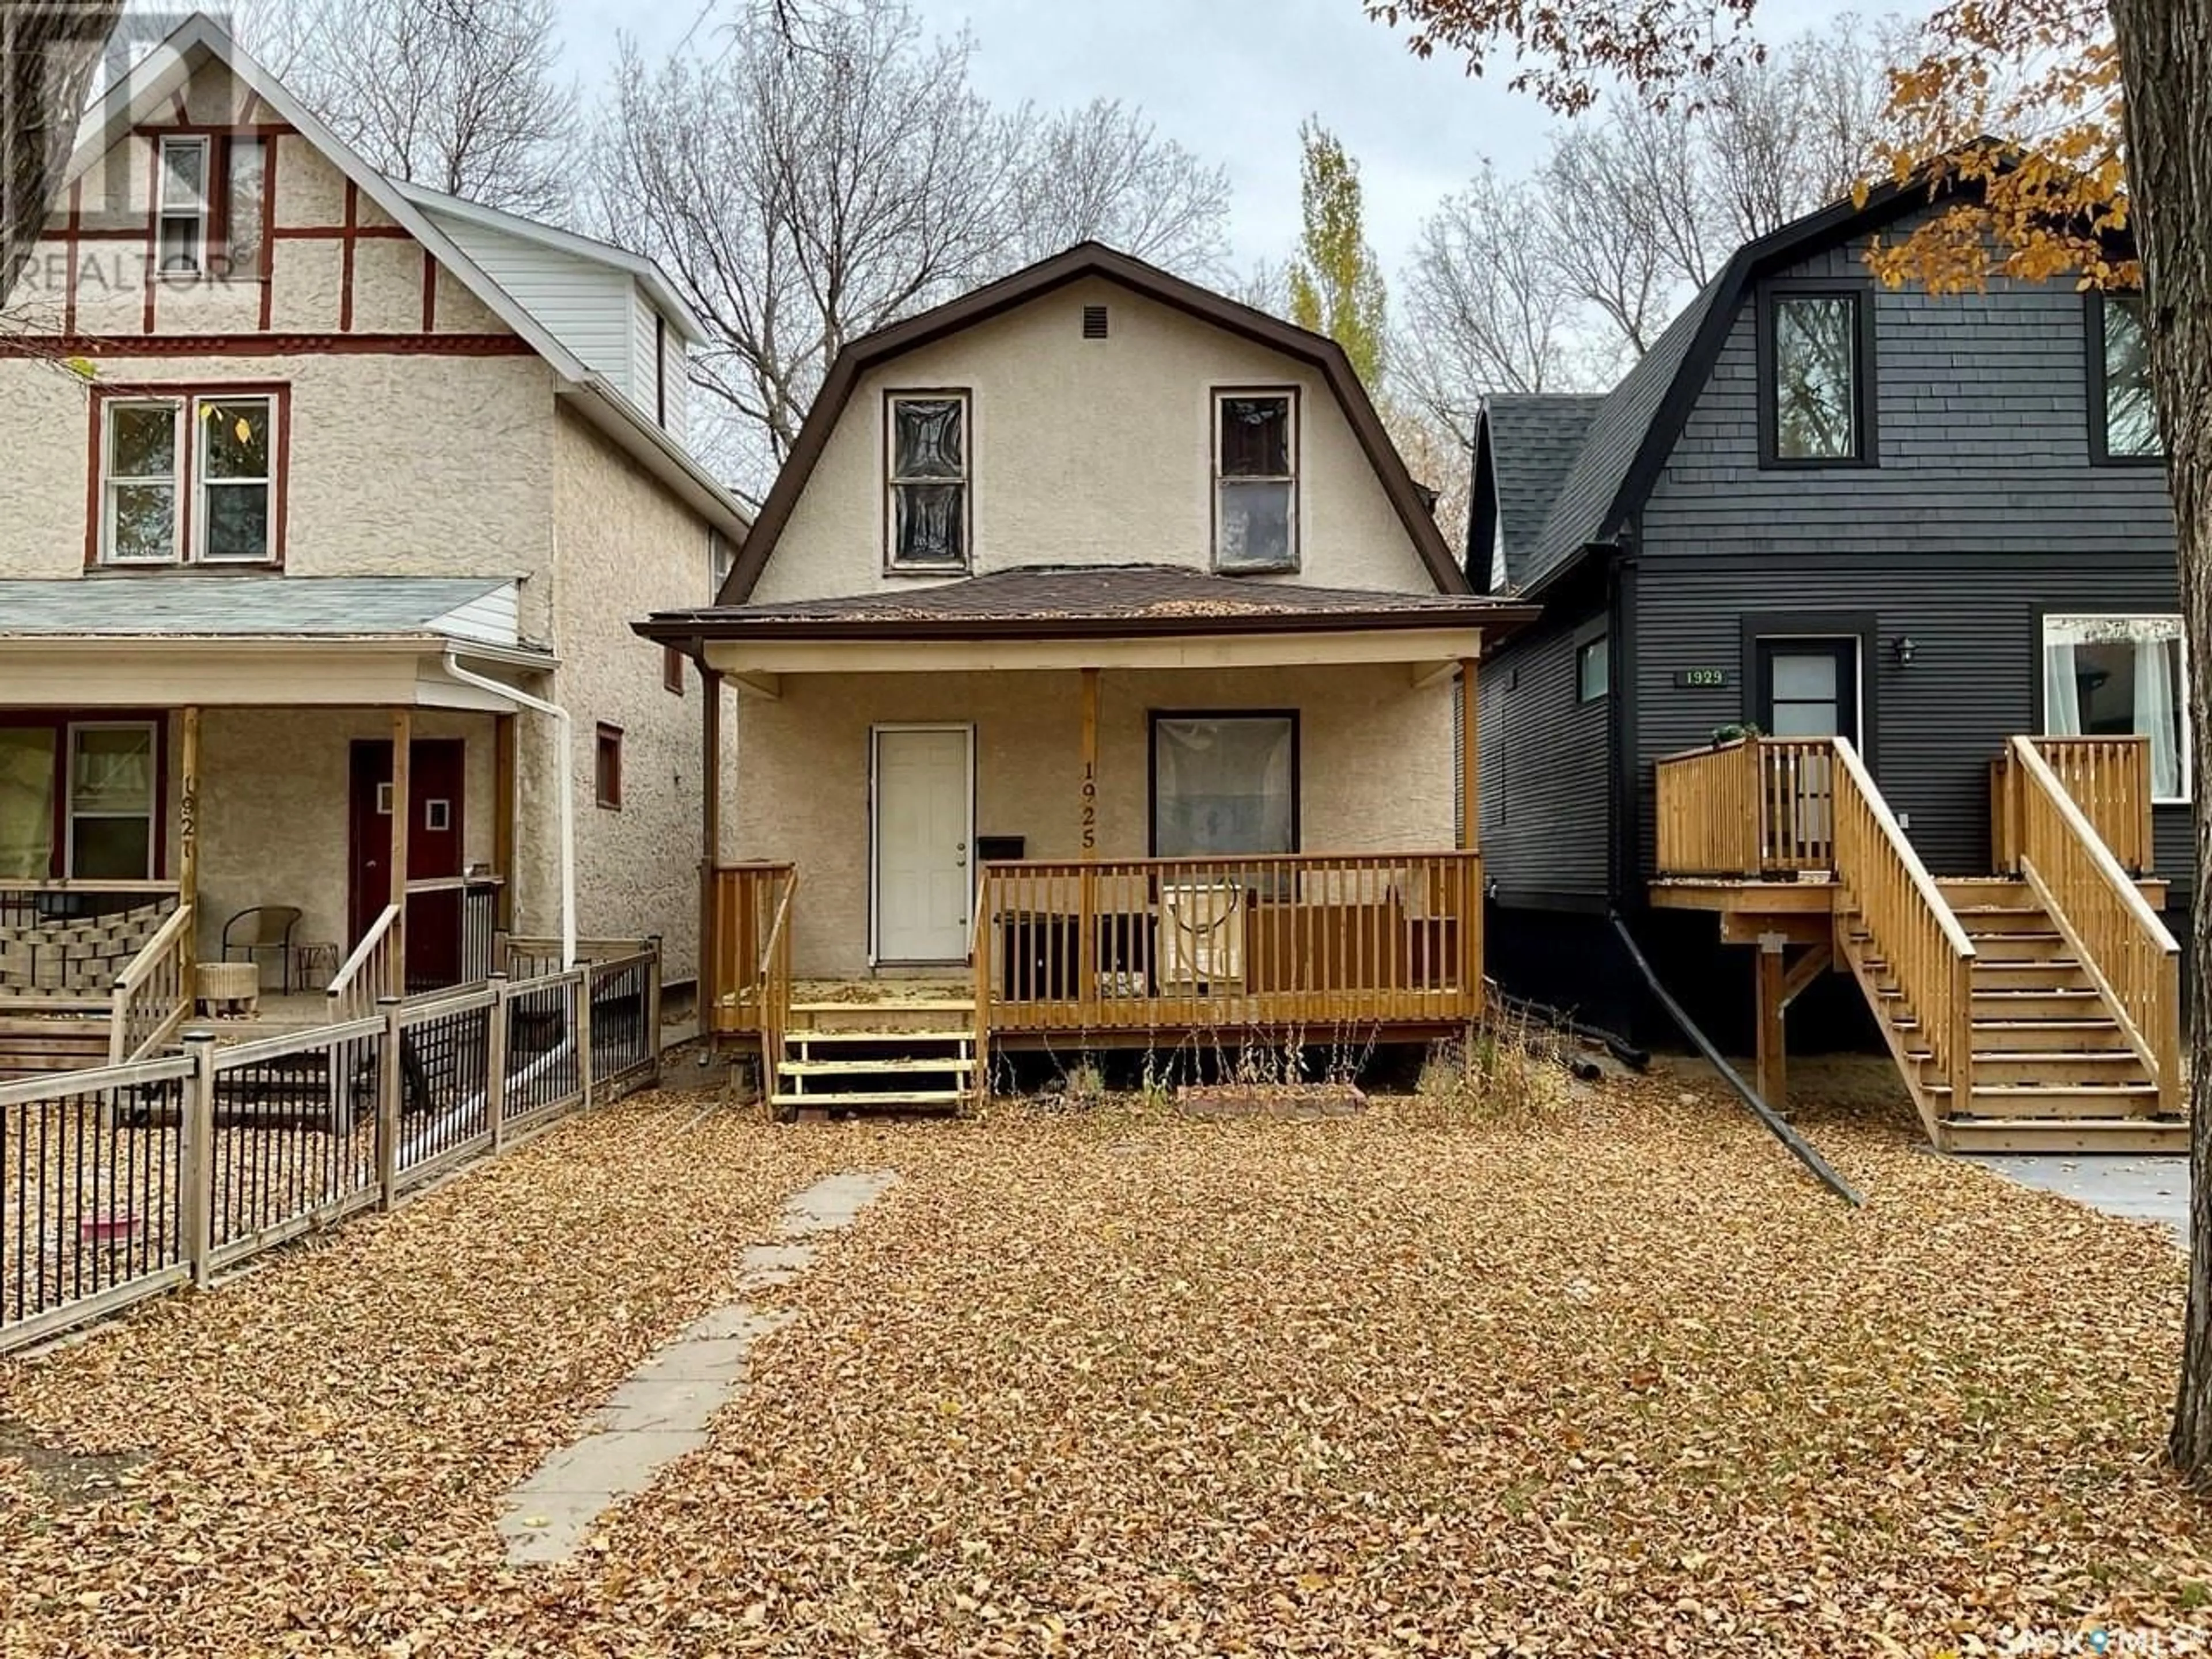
[0,575,529,644]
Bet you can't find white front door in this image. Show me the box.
[872,725,973,963]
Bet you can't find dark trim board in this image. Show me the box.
[1736,610,1880,766]
[1145,708,1302,857]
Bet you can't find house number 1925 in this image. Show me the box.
[1081,762,1097,852]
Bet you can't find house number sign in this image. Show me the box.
[1675,668,1730,688]
[1081,762,1097,852]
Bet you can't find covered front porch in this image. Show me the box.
[0,587,550,1074]
[647,566,1535,1108]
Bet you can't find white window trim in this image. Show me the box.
[1211,388,1300,574]
[64,721,159,880]
[156,135,210,277]
[101,398,184,565]
[2041,612,2192,805]
[195,395,276,563]
[884,391,971,573]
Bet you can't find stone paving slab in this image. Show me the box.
[497,1169,897,1565]
[1972,1153,2188,1247]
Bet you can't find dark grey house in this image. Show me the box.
[1472,180,2181,1109]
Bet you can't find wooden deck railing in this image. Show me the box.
[108,902,195,1065]
[977,850,1484,1033]
[1992,735,2155,876]
[1653,738,1838,876]
[327,904,403,1024]
[704,863,796,1036]
[2008,736,2182,1113]
[1830,737,1979,1107]
[757,871,800,1094]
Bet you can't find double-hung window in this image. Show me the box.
[886,392,968,570]
[0,720,160,881]
[1214,390,1297,573]
[2042,613,2190,802]
[97,391,279,565]
[157,136,209,276]
[2092,294,2160,461]
[1763,289,1871,465]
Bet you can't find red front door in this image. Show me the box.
[347,738,466,987]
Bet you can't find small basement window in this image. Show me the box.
[594,724,624,810]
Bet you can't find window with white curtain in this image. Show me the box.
[2041,614,2189,802]
[1151,714,1297,856]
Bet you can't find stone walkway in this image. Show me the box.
[1972,1154,2188,1247]
[496,1169,897,1565]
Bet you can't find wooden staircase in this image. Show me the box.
[1842,877,2183,1152]
[770,994,978,1117]
[0,1005,112,1082]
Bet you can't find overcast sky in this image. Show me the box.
[565,0,1882,283]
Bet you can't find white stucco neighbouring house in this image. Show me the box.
[635,245,1535,1112]
[0,13,745,1072]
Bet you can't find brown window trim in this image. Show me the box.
[84,381,291,570]
[662,645,685,695]
[882,388,972,575]
[1210,385,1301,575]
[0,710,171,880]
[594,724,624,811]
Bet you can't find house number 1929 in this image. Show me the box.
[1675,668,1729,688]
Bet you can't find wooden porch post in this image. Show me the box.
[177,706,201,975]
[493,712,517,930]
[389,709,411,990]
[1459,658,1482,1017]
[1078,667,1099,1027]
[1756,934,1787,1110]
[699,665,723,1036]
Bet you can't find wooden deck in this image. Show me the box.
[1649,734,2183,1153]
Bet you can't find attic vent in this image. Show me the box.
[1081,304,1109,339]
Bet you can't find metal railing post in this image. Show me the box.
[576,970,595,1110]
[180,1027,218,1288]
[645,934,664,1085]
[377,996,403,1210]
[486,972,510,1154]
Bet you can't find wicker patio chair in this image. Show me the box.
[222,905,305,994]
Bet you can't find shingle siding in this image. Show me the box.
[1480,607,1610,902]
[1632,214,2183,892]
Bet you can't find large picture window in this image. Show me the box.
[1763,290,1870,465]
[0,719,161,880]
[95,389,281,565]
[886,392,968,570]
[1214,390,1297,573]
[1150,713,1298,857]
[2043,613,2188,802]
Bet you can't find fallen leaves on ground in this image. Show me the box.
[0,1060,2206,1657]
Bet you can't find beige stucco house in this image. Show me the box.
[637,246,1534,1112]
[0,15,744,1073]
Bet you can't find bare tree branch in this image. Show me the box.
[3,0,122,307]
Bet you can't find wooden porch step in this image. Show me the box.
[768,1089,968,1112]
[1955,908,2065,933]
[1970,1051,2150,1085]
[1936,879,2035,907]
[1938,1117,2187,1154]
[781,1056,974,1077]
[788,1027,972,1046]
[1972,988,2103,1017]
[1970,961,2091,991]
[1942,1081,2164,1119]
[1970,1019,2131,1052]
[790,998,974,1014]
[1961,932,2071,962]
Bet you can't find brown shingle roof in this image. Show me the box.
[639,565,1535,644]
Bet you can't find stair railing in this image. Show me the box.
[108,902,196,1065]
[328,905,403,1024]
[2007,736,2183,1115]
[758,871,800,1108]
[1830,737,1979,1105]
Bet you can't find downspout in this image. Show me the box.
[444,651,577,972]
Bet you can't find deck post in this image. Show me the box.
[376,995,402,1210]
[645,933,664,1085]
[493,712,517,930]
[177,706,201,976]
[1755,933,1788,1109]
[389,710,412,992]
[1078,667,1100,1029]
[576,966,596,1110]
[699,665,723,1044]
[1458,658,1479,857]
[486,971,510,1153]
[180,1027,217,1287]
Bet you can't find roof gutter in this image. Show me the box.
[634,602,1542,647]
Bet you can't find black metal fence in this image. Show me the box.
[0,946,661,1355]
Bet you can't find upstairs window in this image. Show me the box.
[2093,294,2160,461]
[1214,390,1297,573]
[97,391,281,566]
[156,136,209,275]
[223,137,267,277]
[1763,290,1871,465]
[886,392,968,570]
[1576,628,1610,702]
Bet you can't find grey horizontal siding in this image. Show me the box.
[1482,611,1609,900]
[1632,210,2186,891]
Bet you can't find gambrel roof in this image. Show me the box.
[715,243,1470,603]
